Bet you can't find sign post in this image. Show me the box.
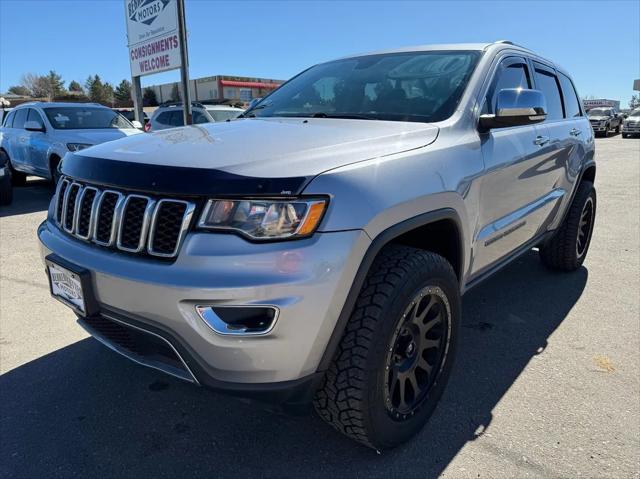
[176,0,191,125]
[124,0,191,124]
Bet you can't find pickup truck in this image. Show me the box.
[587,107,622,137]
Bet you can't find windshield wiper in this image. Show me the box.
[310,112,376,120]
[239,103,271,118]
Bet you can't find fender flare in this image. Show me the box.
[316,207,464,372]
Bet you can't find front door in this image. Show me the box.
[472,56,564,277]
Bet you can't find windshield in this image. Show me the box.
[588,108,610,117]
[208,109,242,122]
[629,110,640,117]
[44,107,134,129]
[245,51,481,123]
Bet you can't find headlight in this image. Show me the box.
[198,198,328,240]
[66,143,92,152]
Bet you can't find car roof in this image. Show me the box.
[14,102,106,109]
[204,105,243,111]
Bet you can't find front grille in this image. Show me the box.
[54,176,195,259]
[63,183,81,232]
[118,196,153,251]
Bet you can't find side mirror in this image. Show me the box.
[24,120,45,132]
[131,120,143,129]
[479,88,547,130]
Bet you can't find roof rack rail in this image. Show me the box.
[159,101,205,109]
[492,39,530,50]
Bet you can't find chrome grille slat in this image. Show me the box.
[63,183,82,233]
[117,195,155,253]
[53,176,193,259]
[148,200,195,257]
[74,187,99,240]
[93,191,125,246]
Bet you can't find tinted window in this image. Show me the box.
[247,51,481,123]
[13,109,28,129]
[155,111,172,124]
[533,68,563,121]
[208,109,242,122]
[27,108,45,128]
[487,61,531,113]
[169,110,185,126]
[193,110,210,124]
[43,107,132,129]
[3,110,16,127]
[558,73,581,118]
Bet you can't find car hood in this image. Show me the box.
[61,128,141,145]
[82,117,439,178]
[588,116,611,121]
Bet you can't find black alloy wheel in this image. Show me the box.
[384,286,451,421]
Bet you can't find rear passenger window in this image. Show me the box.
[533,67,563,121]
[487,61,531,114]
[558,73,581,118]
[27,109,45,128]
[12,109,28,129]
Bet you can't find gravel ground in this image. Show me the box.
[1,135,638,478]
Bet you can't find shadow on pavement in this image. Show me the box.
[0,179,53,218]
[0,251,587,478]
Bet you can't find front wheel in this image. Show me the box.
[314,245,460,450]
[539,181,596,271]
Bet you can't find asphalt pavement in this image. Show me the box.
[1,135,638,478]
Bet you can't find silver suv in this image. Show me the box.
[0,102,141,186]
[148,102,244,131]
[38,41,595,449]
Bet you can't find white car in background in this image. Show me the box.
[0,102,142,185]
[147,102,244,131]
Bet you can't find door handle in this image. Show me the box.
[534,135,550,146]
[570,128,582,136]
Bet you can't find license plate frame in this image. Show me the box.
[45,254,98,317]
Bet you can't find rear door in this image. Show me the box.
[473,56,558,276]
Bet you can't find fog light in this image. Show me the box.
[195,305,278,336]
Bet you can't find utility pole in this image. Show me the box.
[177,0,191,125]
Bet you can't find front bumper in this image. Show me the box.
[622,124,640,134]
[38,219,370,388]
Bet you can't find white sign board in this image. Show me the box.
[125,0,181,77]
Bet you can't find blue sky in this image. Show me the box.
[1,0,639,106]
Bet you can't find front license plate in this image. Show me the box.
[45,255,97,316]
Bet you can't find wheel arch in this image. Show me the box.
[316,208,464,372]
[48,152,62,178]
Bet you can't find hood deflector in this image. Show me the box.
[61,154,309,197]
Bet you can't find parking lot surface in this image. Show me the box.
[1,136,639,478]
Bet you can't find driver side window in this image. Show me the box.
[484,60,531,114]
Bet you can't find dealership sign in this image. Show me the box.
[125,0,181,76]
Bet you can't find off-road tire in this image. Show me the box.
[539,181,596,271]
[314,245,460,450]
